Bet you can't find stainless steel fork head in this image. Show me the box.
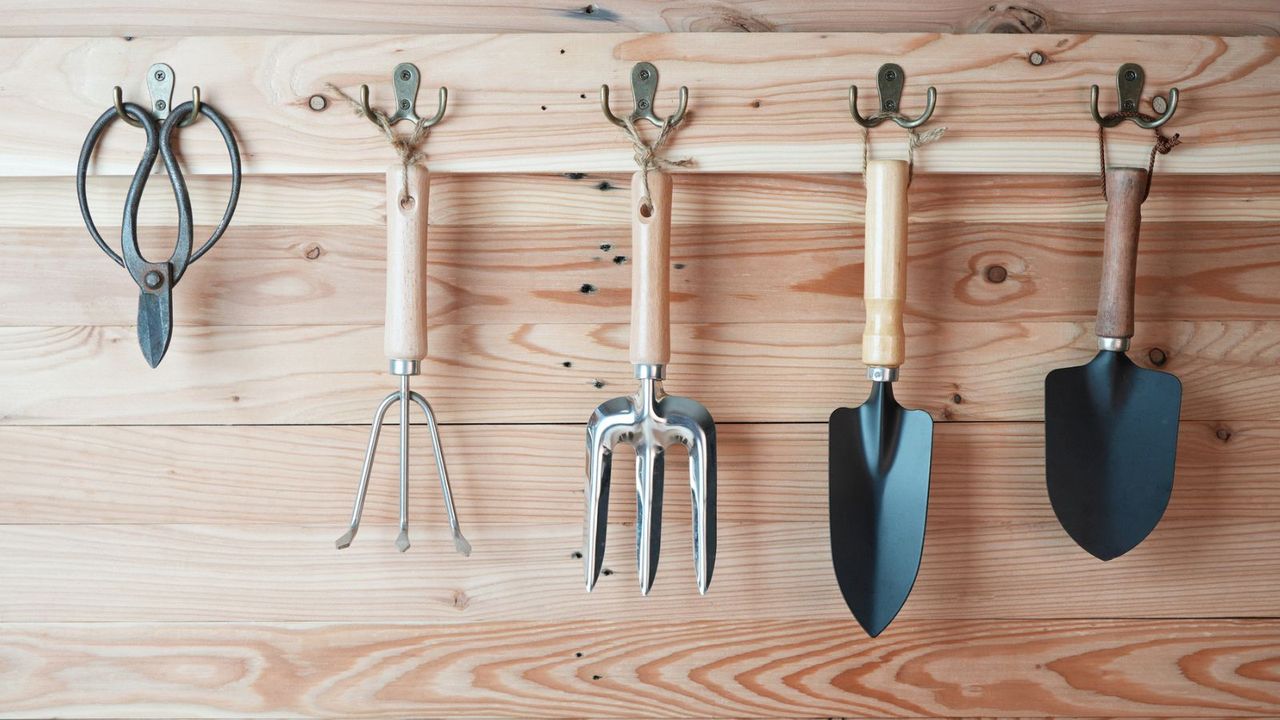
[584,368,716,596]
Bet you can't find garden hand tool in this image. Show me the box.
[76,63,241,367]
[1045,167,1181,560]
[584,169,716,595]
[829,159,933,638]
[336,163,469,556]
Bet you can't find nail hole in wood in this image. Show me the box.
[579,283,596,294]
[985,265,1008,283]
[1147,347,1168,367]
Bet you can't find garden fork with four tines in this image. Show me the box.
[583,164,716,595]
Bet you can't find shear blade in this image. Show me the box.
[135,290,172,368]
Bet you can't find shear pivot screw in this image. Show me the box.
[144,270,163,289]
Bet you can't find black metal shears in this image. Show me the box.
[76,93,241,368]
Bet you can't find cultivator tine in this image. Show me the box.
[635,443,666,595]
[688,430,717,595]
[584,436,614,591]
[410,391,471,556]
[336,390,400,550]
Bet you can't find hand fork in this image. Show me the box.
[585,170,717,595]
[336,163,470,556]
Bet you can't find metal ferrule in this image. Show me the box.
[1098,337,1130,352]
[389,359,421,376]
[634,364,666,380]
[866,366,899,383]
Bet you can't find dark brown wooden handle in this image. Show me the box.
[1095,168,1145,341]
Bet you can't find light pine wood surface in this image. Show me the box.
[2,33,1277,175]
[1,21,1278,720]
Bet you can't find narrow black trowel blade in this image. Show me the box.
[829,381,934,637]
[1045,350,1181,560]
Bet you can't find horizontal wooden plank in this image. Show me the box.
[1,619,1276,718]
[2,422,1276,622]
[2,519,1277,623]
[2,0,1277,36]
[6,33,1276,175]
[1,320,1275,424]
[7,220,1280,328]
[1,421,1272,527]
[18,172,1280,229]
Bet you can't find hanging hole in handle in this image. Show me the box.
[638,202,653,219]
[400,194,416,211]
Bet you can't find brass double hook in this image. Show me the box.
[359,63,447,129]
[113,63,200,128]
[850,63,936,129]
[1091,63,1179,130]
[601,62,688,129]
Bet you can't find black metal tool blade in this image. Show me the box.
[1045,350,1181,560]
[829,381,933,637]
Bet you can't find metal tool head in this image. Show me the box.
[585,374,716,595]
[829,380,933,637]
[336,374,470,556]
[1045,349,1181,560]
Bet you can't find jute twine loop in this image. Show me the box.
[327,83,430,205]
[1097,111,1182,203]
[860,112,946,187]
[618,115,691,207]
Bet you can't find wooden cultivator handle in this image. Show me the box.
[861,160,909,369]
[630,170,672,368]
[1096,167,1145,342]
[385,163,430,363]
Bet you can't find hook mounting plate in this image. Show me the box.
[145,63,176,120]
[601,62,688,129]
[1091,62,1179,130]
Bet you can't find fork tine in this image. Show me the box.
[584,432,613,591]
[409,391,471,556]
[636,443,665,595]
[688,431,717,595]
[336,390,400,549]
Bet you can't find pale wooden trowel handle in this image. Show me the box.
[385,163,430,362]
[861,160,909,369]
[1096,167,1145,342]
[630,170,672,368]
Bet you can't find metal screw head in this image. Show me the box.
[638,98,649,110]
[1152,95,1168,114]
[154,69,166,81]
[639,68,651,80]
[985,265,1008,283]
[400,98,410,110]
[144,270,163,289]
[154,99,167,112]
[1125,69,1138,81]
[885,99,897,111]
[1029,51,1045,66]
[308,94,327,111]
[1123,99,1136,111]
[885,69,898,81]
[400,69,411,81]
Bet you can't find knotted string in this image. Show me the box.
[1097,111,1182,202]
[327,83,430,205]
[618,115,691,206]
[859,112,946,187]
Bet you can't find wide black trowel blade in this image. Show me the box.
[1045,350,1181,560]
[829,381,933,637]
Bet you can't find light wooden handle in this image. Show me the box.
[385,163,430,362]
[861,160,910,369]
[1096,167,1145,341]
[629,170,672,367]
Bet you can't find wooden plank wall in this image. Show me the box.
[1,3,1279,717]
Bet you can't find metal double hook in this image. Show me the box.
[1091,63,1179,130]
[850,63,936,129]
[113,63,200,128]
[359,62,447,129]
[601,62,688,129]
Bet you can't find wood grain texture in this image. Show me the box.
[630,169,671,366]
[7,220,1280,328]
[18,173,1280,229]
[7,33,1276,175]
[1,0,1276,36]
[2,512,1277,622]
[862,160,909,367]
[1,619,1277,718]
[1,421,1273,527]
[2,320,1276,424]
[1097,167,1146,340]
